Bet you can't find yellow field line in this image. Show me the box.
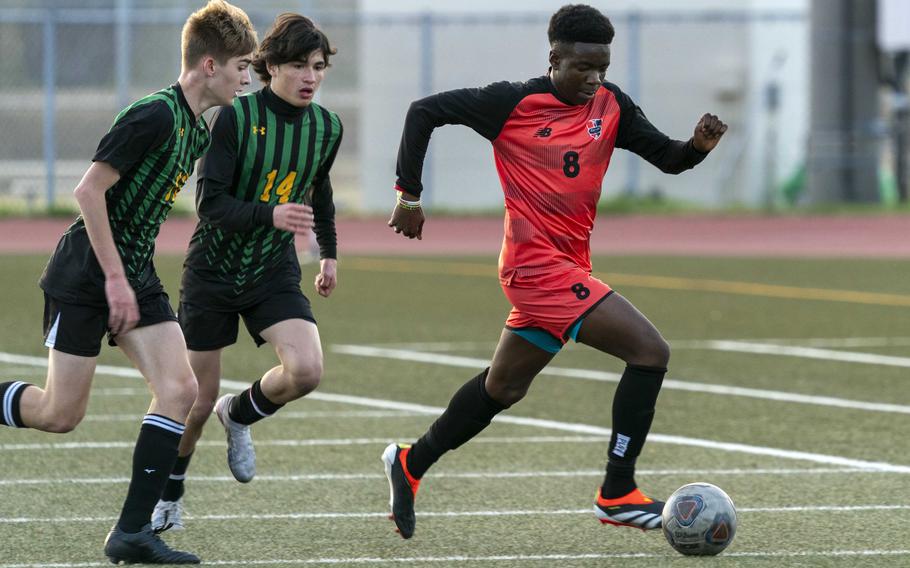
[344,257,495,277]
[605,273,910,307]
[342,257,910,307]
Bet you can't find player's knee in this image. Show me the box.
[485,376,528,407]
[285,358,322,395]
[648,336,671,368]
[42,409,85,433]
[157,372,199,416]
[492,384,527,406]
[178,375,200,413]
[625,334,670,368]
[188,394,217,424]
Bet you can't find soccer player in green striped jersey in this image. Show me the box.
[149,13,343,532]
[0,1,257,563]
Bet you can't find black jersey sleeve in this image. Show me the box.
[195,106,274,231]
[93,101,173,175]
[395,81,525,196]
[605,83,708,175]
[309,124,342,260]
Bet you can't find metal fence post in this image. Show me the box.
[43,9,56,209]
[115,0,131,110]
[625,11,641,196]
[419,11,433,206]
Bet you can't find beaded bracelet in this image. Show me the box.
[397,194,422,210]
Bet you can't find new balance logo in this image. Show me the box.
[611,433,631,457]
[534,127,552,138]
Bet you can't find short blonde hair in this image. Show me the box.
[181,0,258,68]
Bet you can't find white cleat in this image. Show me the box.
[151,498,185,532]
[214,394,256,483]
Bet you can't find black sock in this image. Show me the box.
[407,368,507,479]
[229,379,284,426]
[0,381,30,428]
[601,364,665,498]
[161,452,193,502]
[117,415,184,533]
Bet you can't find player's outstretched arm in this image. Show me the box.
[73,161,139,336]
[692,113,728,153]
[388,190,425,240]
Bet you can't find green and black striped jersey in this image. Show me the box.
[182,87,342,307]
[40,83,210,305]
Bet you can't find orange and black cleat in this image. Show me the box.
[594,487,664,530]
[381,443,421,539]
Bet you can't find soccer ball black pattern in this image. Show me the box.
[661,482,737,556]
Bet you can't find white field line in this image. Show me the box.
[80,410,421,422]
[0,467,890,487]
[350,337,910,352]
[704,340,910,367]
[3,505,910,525]
[3,550,910,568]
[331,344,910,415]
[304,391,910,473]
[0,435,608,451]
[3,350,910,473]
[0,367,47,376]
[676,337,910,349]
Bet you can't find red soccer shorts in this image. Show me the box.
[503,267,613,344]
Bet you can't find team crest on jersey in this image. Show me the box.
[587,118,603,140]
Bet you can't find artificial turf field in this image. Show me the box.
[0,252,908,567]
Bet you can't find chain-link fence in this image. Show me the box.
[0,2,808,213]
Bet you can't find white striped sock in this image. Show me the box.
[141,414,186,436]
[2,381,28,427]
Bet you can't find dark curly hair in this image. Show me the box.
[548,4,615,46]
[252,13,336,84]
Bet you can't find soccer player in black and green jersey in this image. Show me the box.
[150,13,343,532]
[0,1,257,563]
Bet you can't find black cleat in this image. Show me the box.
[103,523,200,564]
[381,443,420,539]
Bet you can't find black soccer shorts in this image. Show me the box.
[42,292,178,357]
[178,289,316,351]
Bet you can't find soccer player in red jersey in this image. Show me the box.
[382,4,727,539]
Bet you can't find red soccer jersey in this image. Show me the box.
[395,76,705,285]
[492,88,620,284]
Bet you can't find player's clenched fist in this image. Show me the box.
[315,258,337,297]
[388,191,425,240]
[105,274,139,336]
[273,203,314,234]
[692,113,728,153]
[388,206,424,240]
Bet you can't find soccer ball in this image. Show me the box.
[661,482,737,556]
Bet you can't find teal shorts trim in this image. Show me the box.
[510,318,585,354]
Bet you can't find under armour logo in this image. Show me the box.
[144,468,156,474]
[534,127,552,138]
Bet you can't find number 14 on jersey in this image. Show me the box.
[259,170,298,204]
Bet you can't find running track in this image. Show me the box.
[1,215,908,257]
